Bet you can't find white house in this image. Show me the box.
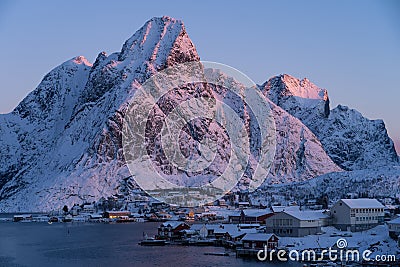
[70,205,82,216]
[265,210,329,237]
[191,223,256,240]
[388,217,400,239]
[82,204,95,213]
[330,198,385,232]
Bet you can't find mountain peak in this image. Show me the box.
[72,56,92,67]
[261,74,331,121]
[265,74,327,101]
[119,16,199,66]
[77,16,199,106]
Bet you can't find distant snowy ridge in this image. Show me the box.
[260,74,398,170]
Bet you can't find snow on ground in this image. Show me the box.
[279,225,399,259]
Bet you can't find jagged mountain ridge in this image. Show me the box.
[0,16,395,211]
[260,74,398,170]
[0,16,200,211]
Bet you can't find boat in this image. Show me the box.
[188,238,215,246]
[62,215,73,222]
[204,252,229,256]
[139,237,169,246]
[116,216,136,223]
[48,216,59,223]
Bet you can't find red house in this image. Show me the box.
[240,209,274,224]
[158,221,190,240]
[241,233,279,250]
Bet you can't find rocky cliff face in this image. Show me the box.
[0,16,201,211]
[0,17,395,211]
[266,102,342,184]
[260,74,398,170]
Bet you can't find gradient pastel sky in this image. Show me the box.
[0,0,399,153]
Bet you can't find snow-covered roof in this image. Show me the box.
[89,214,103,218]
[242,208,272,217]
[271,205,300,213]
[238,223,261,228]
[340,199,384,209]
[214,224,255,236]
[190,224,208,231]
[13,214,32,218]
[242,233,277,242]
[388,216,400,225]
[191,224,235,233]
[106,210,131,214]
[160,221,187,229]
[190,224,256,238]
[284,210,329,221]
[181,229,197,234]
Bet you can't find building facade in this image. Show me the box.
[330,199,385,232]
[265,210,328,237]
[388,217,400,239]
[241,233,279,250]
[158,221,190,240]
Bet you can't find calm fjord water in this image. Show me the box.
[0,222,296,267]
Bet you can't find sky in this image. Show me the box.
[0,0,399,153]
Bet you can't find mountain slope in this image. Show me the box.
[0,16,200,211]
[260,74,398,170]
[266,101,342,184]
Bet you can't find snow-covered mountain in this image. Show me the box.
[265,102,342,184]
[0,16,397,212]
[260,74,398,170]
[0,16,200,211]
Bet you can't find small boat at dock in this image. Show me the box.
[139,236,169,246]
[204,252,229,256]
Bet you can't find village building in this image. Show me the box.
[190,224,257,240]
[213,224,257,242]
[217,199,228,207]
[191,224,217,238]
[330,198,385,232]
[228,211,241,223]
[13,214,32,222]
[103,211,131,219]
[82,204,95,213]
[70,204,82,216]
[88,214,103,221]
[158,221,190,240]
[228,209,273,224]
[240,209,274,224]
[388,217,400,239]
[265,210,329,237]
[237,201,250,208]
[384,204,398,217]
[270,205,300,213]
[198,212,217,221]
[241,233,279,250]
